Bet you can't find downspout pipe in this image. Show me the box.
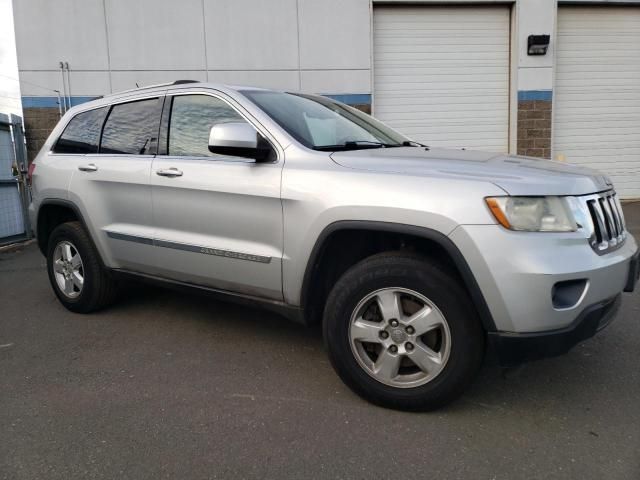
[59,61,68,112]
[64,62,71,109]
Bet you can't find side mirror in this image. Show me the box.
[208,122,271,161]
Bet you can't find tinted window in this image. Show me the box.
[168,95,246,157]
[54,107,108,154]
[100,98,159,155]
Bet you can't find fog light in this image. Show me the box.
[552,279,588,310]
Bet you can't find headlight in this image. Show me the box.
[485,196,578,232]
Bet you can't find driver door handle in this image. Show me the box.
[78,163,98,172]
[156,168,183,178]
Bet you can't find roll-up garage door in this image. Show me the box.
[373,6,511,152]
[555,7,640,199]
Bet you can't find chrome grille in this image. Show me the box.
[583,191,626,254]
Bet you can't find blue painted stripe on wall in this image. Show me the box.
[22,96,99,108]
[518,90,553,101]
[322,94,372,105]
[24,92,557,107]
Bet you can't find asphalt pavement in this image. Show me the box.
[1,205,639,479]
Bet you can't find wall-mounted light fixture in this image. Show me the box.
[528,35,550,56]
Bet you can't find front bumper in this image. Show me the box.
[450,225,638,333]
[487,294,621,366]
[490,248,639,366]
[450,224,639,366]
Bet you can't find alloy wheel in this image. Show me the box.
[52,240,84,299]
[349,287,452,388]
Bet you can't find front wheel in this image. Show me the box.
[323,252,484,411]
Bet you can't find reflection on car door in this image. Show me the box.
[150,93,284,300]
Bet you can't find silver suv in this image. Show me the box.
[29,81,639,411]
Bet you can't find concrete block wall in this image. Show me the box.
[517,98,552,158]
[22,108,60,161]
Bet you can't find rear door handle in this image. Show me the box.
[156,168,183,178]
[78,164,98,172]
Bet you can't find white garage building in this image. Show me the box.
[12,0,640,198]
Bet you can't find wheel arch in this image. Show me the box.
[36,199,105,267]
[300,221,497,332]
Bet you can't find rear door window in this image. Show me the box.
[100,98,160,155]
[53,107,108,154]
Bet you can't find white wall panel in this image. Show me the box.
[298,0,370,70]
[13,0,109,70]
[110,71,208,92]
[19,71,111,97]
[14,0,374,100]
[300,70,371,94]
[517,0,555,70]
[518,68,554,92]
[204,0,299,70]
[554,6,640,199]
[105,0,206,70]
[206,70,300,90]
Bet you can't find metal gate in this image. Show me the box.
[0,113,31,245]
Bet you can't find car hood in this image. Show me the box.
[330,147,613,196]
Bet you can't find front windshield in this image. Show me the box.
[239,90,410,151]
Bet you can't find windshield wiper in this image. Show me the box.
[314,140,402,151]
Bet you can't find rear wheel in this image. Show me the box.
[323,252,484,411]
[46,221,118,313]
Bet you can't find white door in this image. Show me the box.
[373,5,511,152]
[554,7,640,199]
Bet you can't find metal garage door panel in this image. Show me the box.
[373,6,510,152]
[555,7,640,199]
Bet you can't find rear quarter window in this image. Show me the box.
[53,107,108,154]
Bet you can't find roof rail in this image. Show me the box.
[172,79,199,85]
[105,80,200,97]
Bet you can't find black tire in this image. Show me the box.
[46,221,118,313]
[323,252,484,411]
